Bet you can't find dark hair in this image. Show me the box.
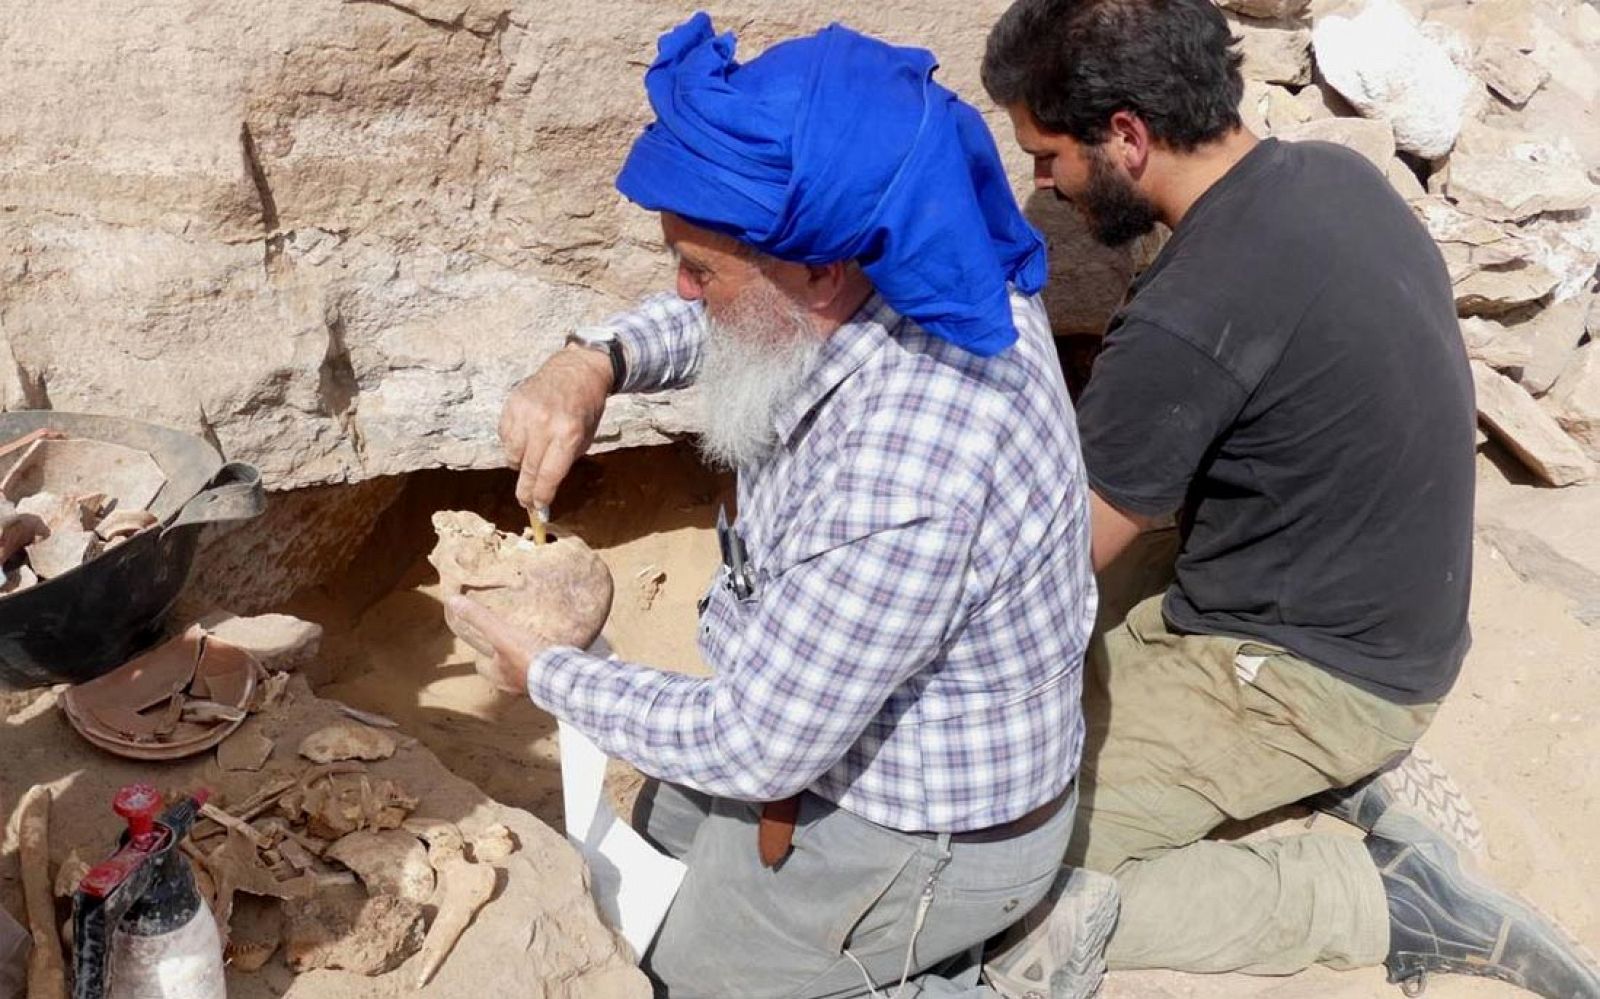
[982,0,1245,151]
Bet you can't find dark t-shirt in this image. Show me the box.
[1077,138,1475,704]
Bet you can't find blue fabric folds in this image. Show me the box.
[616,12,1047,357]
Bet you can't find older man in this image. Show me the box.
[451,14,1096,998]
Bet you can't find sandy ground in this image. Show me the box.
[284,439,1600,998]
[5,438,1595,998]
[0,677,645,998]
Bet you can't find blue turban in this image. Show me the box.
[616,13,1047,357]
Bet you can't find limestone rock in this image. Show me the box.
[1275,117,1396,172]
[1229,13,1313,86]
[1527,11,1600,104]
[1472,361,1595,486]
[282,888,425,976]
[0,2,1104,493]
[1427,1,1536,56]
[297,722,397,764]
[1218,0,1310,19]
[1515,297,1591,396]
[1313,0,1475,158]
[1413,197,1512,249]
[1454,264,1561,318]
[1571,3,1600,48]
[1478,523,1600,628]
[1238,80,1275,135]
[1385,159,1428,200]
[1476,38,1549,108]
[1546,344,1600,463]
[198,612,323,672]
[1519,215,1600,306]
[325,830,435,904]
[1460,318,1532,371]
[1443,155,1599,223]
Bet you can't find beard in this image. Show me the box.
[1077,145,1162,248]
[696,277,823,470]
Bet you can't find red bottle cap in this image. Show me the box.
[112,784,162,841]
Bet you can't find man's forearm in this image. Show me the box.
[599,292,708,394]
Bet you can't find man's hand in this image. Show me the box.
[445,595,550,695]
[500,344,615,511]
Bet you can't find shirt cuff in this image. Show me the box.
[526,644,603,717]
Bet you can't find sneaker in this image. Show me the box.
[983,867,1119,999]
[1368,813,1600,998]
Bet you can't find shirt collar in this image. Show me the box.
[771,292,901,446]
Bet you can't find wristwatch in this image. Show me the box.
[563,326,627,393]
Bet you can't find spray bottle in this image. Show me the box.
[71,784,225,999]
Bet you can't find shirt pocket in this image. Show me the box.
[697,568,757,671]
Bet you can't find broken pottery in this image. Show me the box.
[297,721,397,764]
[61,626,260,760]
[0,509,48,566]
[217,730,276,772]
[94,509,157,546]
[0,437,165,513]
[25,530,100,580]
[0,564,39,595]
[223,894,284,972]
[203,828,316,946]
[428,510,613,665]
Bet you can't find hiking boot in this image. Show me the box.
[1309,770,1395,831]
[983,867,1119,999]
[1368,815,1600,998]
[1309,748,1487,860]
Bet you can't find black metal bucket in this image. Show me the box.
[0,412,266,689]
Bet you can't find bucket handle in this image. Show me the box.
[162,462,266,537]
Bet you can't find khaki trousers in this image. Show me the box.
[1070,593,1438,974]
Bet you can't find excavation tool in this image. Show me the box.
[526,504,550,546]
[73,785,225,999]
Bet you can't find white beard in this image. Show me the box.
[696,279,823,470]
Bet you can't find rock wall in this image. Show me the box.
[0,0,1131,491]
[4,0,1596,493]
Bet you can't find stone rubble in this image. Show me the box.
[1248,0,1600,485]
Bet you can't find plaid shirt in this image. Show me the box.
[528,291,1095,832]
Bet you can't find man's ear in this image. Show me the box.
[804,261,849,308]
[1107,110,1152,177]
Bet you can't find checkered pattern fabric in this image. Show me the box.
[529,291,1095,832]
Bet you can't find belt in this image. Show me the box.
[756,783,1073,868]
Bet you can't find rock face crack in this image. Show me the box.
[319,314,367,464]
[239,122,284,268]
[16,361,50,409]
[341,0,504,38]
